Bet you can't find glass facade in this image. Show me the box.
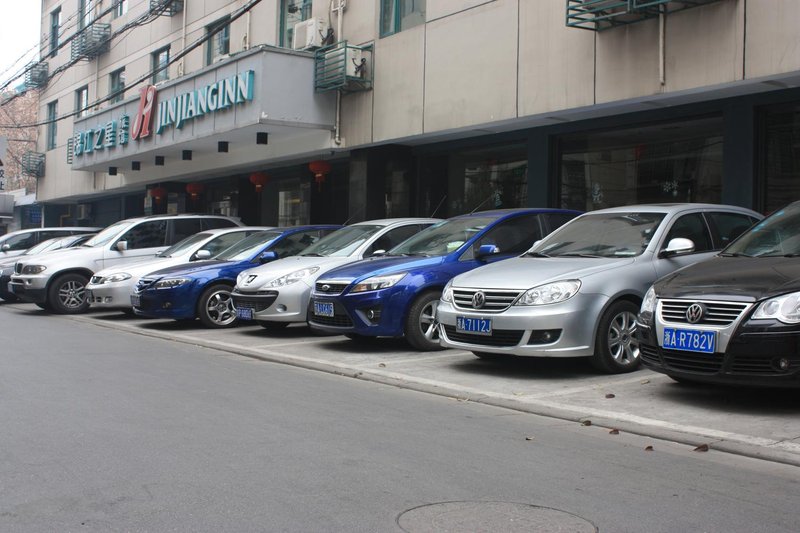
[280,0,312,48]
[109,68,125,103]
[75,86,89,117]
[206,18,231,66]
[46,101,58,150]
[760,103,800,214]
[558,117,724,211]
[152,47,170,84]
[49,8,61,57]
[278,180,310,226]
[381,0,426,37]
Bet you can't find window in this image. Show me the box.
[380,0,426,37]
[202,218,238,230]
[170,219,202,244]
[119,221,168,249]
[46,101,58,150]
[706,212,758,248]
[49,8,61,57]
[270,230,324,258]
[367,225,421,256]
[113,0,128,19]
[78,0,95,30]
[760,103,800,213]
[152,46,170,84]
[280,0,312,48]
[75,86,89,118]
[205,17,231,66]
[109,68,125,103]
[2,233,36,251]
[470,214,543,258]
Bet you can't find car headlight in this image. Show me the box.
[269,266,320,287]
[104,272,132,283]
[22,265,46,275]
[351,273,406,293]
[640,286,656,317]
[515,280,581,306]
[153,278,191,289]
[441,280,454,303]
[752,291,800,324]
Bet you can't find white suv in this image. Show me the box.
[9,214,241,314]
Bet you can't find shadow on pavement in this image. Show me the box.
[316,336,415,354]
[450,355,600,380]
[655,382,800,414]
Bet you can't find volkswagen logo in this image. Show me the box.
[472,291,486,309]
[686,303,705,324]
[321,284,331,292]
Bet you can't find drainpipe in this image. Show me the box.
[333,0,346,146]
[243,10,251,50]
[179,0,188,76]
[659,7,666,86]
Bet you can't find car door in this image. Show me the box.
[102,220,169,269]
[653,212,716,278]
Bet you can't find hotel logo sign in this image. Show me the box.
[72,70,255,159]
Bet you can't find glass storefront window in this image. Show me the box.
[558,117,723,211]
[760,103,800,214]
[278,180,310,226]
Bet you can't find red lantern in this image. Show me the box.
[185,182,205,199]
[308,160,332,191]
[149,186,168,203]
[249,172,269,193]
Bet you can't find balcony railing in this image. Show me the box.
[566,0,727,31]
[24,61,48,89]
[150,0,184,16]
[70,23,111,61]
[314,41,373,93]
[21,152,45,178]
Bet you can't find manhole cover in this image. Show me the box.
[398,501,597,533]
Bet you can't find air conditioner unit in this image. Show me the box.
[323,46,365,77]
[76,204,92,220]
[292,18,328,50]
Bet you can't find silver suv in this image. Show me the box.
[0,227,100,260]
[9,214,241,314]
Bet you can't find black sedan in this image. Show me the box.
[637,201,800,387]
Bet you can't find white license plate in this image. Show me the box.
[456,316,492,336]
[130,294,141,307]
[236,307,253,321]
[662,327,716,353]
[314,301,334,317]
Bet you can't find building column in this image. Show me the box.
[527,131,554,208]
[722,103,756,209]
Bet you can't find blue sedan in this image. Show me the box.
[308,209,581,350]
[132,225,341,328]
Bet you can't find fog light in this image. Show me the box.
[163,302,172,309]
[779,358,790,371]
[366,309,375,319]
[277,305,287,312]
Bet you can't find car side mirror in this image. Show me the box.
[371,249,386,257]
[0,244,9,252]
[193,249,212,260]
[476,244,500,259]
[115,240,128,252]
[660,237,694,258]
[259,251,278,263]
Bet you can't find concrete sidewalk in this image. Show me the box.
[70,310,800,468]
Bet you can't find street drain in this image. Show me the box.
[397,501,597,533]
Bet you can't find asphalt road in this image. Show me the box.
[1,305,799,532]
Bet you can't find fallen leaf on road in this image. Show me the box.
[378,363,386,368]
[693,444,710,452]
[640,379,650,385]
[581,420,592,426]
[645,445,654,451]
[609,429,620,435]
[605,393,616,399]
[525,436,534,441]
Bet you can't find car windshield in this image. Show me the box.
[214,230,283,262]
[723,203,800,257]
[533,212,666,258]
[22,236,74,255]
[388,217,495,257]
[157,232,213,258]
[83,221,135,247]
[300,225,383,257]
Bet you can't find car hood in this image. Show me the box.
[93,256,199,278]
[450,256,636,289]
[239,256,356,289]
[15,246,97,267]
[143,260,232,279]
[318,255,446,282]
[655,256,800,301]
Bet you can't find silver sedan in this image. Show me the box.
[437,203,762,373]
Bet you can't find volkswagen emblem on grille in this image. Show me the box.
[321,284,330,292]
[686,303,705,324]
[472,291,486,309]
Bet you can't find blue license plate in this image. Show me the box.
[456,316,492,336]
[314,301,334,317]
[662,328,716,353]
[130,294,141,307]
[236,307,253,321]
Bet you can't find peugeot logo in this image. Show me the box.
[246,275,257,284]
[472,291,486,309]
[321,284,331,292]
[686,303,705,324]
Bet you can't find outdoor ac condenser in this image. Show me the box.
[292,18,328,50]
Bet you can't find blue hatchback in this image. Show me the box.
[133,225,341,328]
[308,209,581,350]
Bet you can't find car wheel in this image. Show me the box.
[48,273,90,314]
[197,284,237,328]
[258,320,289,331]
[591,300,641,374]
[405,290,445,351]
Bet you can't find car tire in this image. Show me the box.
[591,300,641,374]
[47,273,90,314]
[404,290,445,352]
[197,284,237,328]
[258,320,289,331]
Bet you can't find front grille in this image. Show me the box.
[660,299,749,326]
[315,282,349,295]
[14,263,22,274]
[443,325,524,347]
[452,288,523,312]
[730,354,800,375]
[660,347,724,374]
[232,293,278,313]
[136,277,158,293]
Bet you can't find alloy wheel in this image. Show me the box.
[206,290,236,326]
[606,310,639,366]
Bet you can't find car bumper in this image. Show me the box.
[232,284,309,323]
[0,273,12,297]
[638,319,800,388]
[307,286,414,337]
[132,286,197,320]
[86,281,135,309]
[437,293,604,357]
[8,275,48,303]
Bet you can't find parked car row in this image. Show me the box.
[3,200,799,387]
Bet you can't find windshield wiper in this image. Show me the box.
[301,253,324,257]
[719,252,752,257]
[523,251,550,258]
[555,252,605,258]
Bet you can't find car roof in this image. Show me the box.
[577,203,761,216]
[351,218,443,227]
[0,226,101,236]
[202,226,274,235]
[118,214,241,223]
[453,208,581,219]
